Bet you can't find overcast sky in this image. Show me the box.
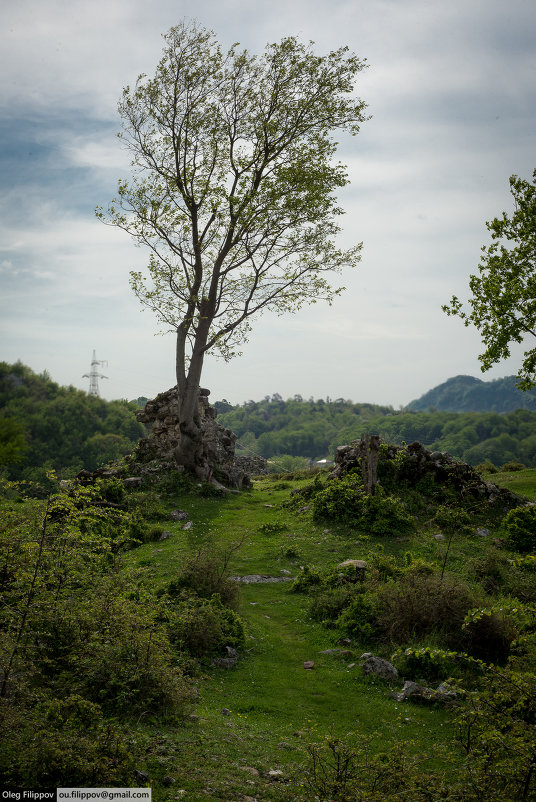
[1,0,535,406]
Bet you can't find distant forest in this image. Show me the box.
[217,393,536,468]
[2,363,536,480]
[0,361,145,483]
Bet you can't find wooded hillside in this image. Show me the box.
[217,395,536,467]
[0,361,145,482]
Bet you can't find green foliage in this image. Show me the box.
[0,486,192,722]
[373,573,480,648]
[501,505,536,552]
[456,664,536,800]
[312,477,414,535]
[0,694,138,787]
[0,361,144,480]
[302,734,445,801]
[221,393,536,467]
[258,520,289,535]
[443,169,536,391]
[335,590,380,642]
[475,460,498,473]
[163,592,245,658]
[0,416,27,467]
[433,505,472,535]
[501,460,526,472]
[392,646,460,683]
[166,549,241,609]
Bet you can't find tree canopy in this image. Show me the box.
[444,169,536,390]
[98,20,369,478]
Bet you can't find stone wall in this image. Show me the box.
[331,438,521,507]
[133,387,267,486]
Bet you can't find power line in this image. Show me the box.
[82,350,108,397]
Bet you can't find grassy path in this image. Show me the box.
[129,477,461,800]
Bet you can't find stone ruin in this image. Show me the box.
[131,386,268,487]
[330,438,521,507]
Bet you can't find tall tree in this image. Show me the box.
[444,169,536,390]
[99,21,368,479]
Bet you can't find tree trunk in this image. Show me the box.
[173,315,211,480]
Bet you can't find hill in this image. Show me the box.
[407,374,536,413]
[0,360,145,482]
[217,395,536,468]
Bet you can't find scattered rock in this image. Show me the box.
[213,646,239,668]
[389,680,458,706]
[267,769,284,781]
[230,575,294,584]
[361,655,398,682]
[134,770,149,783]
[158,531,173,541]
[182,520,193,530]
[476,527,490,537]
[221,708,231,716]
[240,766,260,776]
[123,476,142,488]
[303,661,315,670]
[170,509,189,521]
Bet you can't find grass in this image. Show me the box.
[486,467,536,500]
[124,473,494,800]
[6,466,535,800]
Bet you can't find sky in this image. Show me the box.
[1,0,535,407]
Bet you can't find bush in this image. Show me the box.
[392,646,460,684]
[461,609,517,664]
[500,461,526,472]
[336,591,380,642]
[501,506,536,552]
[374,573,480,647]
[312,478,414,535]
[0,694,138,787]
[167,549,241,609]
[291,565,324,593]
[164,592,245,658]
[310,586,361,626]
[475,460,498,474]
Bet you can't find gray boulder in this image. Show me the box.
[361,655,398,681]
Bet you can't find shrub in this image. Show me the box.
[167,549,241,609]
[470,548,509,595]
[258,520,289,535]
[501,506,536,553]
[127,490,168,521]
[312,478,414,535]
[164,592,245,658]
[455,665,536,800]
[0,694,138,787]
[461,609,517,664]
[310,586,360,626]
[291,565,323,593]
[392,646,460,684]
[475,460,498,474]
[374,573,480,647]
[336,591,380,642]
[500,461,526,472]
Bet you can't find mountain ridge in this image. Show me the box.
[407,374,536,413]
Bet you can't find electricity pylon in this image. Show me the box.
[83,350,108,397]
